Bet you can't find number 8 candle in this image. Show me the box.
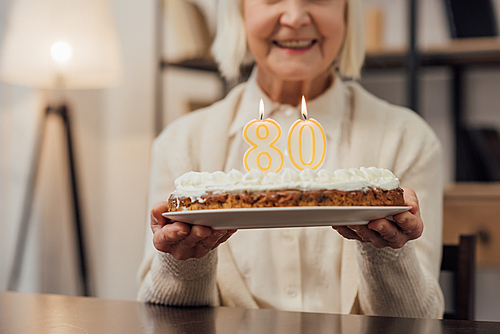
[243,99,284,172]
[287,96,327,171]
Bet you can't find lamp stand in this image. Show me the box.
[8,104,90,297]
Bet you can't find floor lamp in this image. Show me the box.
[0,0,123,296]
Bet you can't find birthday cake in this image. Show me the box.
[167,167,404,212]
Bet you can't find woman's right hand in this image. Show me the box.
[151,201,237,260]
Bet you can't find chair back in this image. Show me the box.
[440,234,476,320]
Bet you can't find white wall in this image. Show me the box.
[0,0,155,300]
[90,0,156,300]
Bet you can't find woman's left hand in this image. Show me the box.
[332,188,423,249]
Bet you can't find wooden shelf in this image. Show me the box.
[445,182,500,199]
[161,38,500,74]
[161,57,219,72]
[364,37,500,69]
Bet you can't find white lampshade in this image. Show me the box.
[0,0,123,89]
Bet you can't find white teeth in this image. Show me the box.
[276,40,314,49]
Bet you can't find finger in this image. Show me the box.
[212,229,238,249]
[153,222,191,253]
[150,202,171,233]
[393,211,422,239]
[177,225,213,247]
[368,219,399,242]
[348,225,377,242]
[402,188,419,214]
[198,229,229,250]
[195,229,239,257]
[167,225,214,260]
[368,218,406,248]
[189,227,233,259]
[162,221,191,239]
[332,226,363,241]
[348,225,388,248]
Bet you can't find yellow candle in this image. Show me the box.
[287,96,327,171]
[243,99,284,172]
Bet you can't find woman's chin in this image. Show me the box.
[271,66,330,82]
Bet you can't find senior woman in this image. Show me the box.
[138,0,445,318]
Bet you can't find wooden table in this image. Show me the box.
[1,292,499,333]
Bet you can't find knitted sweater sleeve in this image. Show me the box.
[136,113,221,306]
[136,85,244,305]
[137,250,219,306]
[356,242,443,318]
[355,133,445,318]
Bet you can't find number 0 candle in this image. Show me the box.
[243,99,284,172]
[287,96,327,171]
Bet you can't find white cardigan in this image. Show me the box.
[137,75,445,318]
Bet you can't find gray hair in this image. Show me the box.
[211,0,365,81]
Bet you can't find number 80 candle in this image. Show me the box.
[287,96,327,171]
[243,99,284,172]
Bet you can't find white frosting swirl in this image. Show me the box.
[172,167,400,198]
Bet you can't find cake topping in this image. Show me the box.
[173,167,400,198]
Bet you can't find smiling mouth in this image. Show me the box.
[273,39,317,50]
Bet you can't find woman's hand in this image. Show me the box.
[151,201,237,260]
[332,188,423,249]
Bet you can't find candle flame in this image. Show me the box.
[259,98,264,120]
[301,96,308,120]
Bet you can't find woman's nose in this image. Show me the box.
[279,0,311,28]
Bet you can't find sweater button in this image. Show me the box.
[286,288,297,298]
[285,108,294,117]
[283,231,294,242]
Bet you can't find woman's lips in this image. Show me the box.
[272,39,317,54]
[273,39,317,49]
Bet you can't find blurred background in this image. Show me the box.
[0,0,499,322]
